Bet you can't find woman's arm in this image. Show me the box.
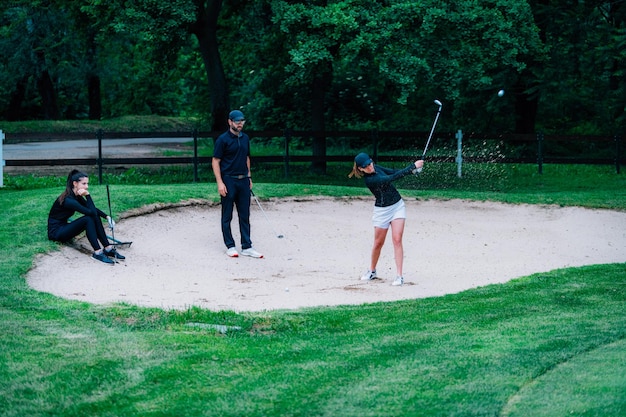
[63,195,100,217]
[368,164,414,186]
[86,196,108,218]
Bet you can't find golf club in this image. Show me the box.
[250,190,284,239]
[416,99,443,173]
[105,184,133,249]
[106,184,115,242]
[105,184,118,263]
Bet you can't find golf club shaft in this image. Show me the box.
[416,100,443,173]
[105,184,119,262]
[250,190,283,238]
[422,105,442,158]
[106,184,114,241]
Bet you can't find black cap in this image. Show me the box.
[229,110,245,121]
[355,152,373,168]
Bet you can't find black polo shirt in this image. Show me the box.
[213,129,250,177]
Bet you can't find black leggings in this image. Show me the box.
[51,215,110,252]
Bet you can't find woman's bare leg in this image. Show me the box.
[390,218,406,277]
[370,227,388,271]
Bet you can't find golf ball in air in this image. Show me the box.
[498,90,505,97]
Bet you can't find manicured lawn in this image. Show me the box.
[1,164,625,416]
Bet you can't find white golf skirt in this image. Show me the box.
[372,199,406,229]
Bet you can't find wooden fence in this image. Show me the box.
[2,130,623,184]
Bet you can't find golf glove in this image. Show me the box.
[412,167,423,175]
[107,217,116,230]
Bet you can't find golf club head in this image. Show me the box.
[434,99,443,109]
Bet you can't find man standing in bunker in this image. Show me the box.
[212,110,263,258]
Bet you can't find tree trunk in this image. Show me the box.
[86,31,102,120]
[513,0,548,134]
[190,0,229,132]
[88,75,102,120]
[607,2,624,129]
[310,65,333,174]
[5,76,28,121]
[37,69,59,120]
[513,75,539,134]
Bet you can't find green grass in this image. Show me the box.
[6,161,625,209]
[1,164,625,416]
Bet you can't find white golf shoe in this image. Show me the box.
[360,269,376,281]
[226,247,239,257]
[241,247,264,258]
[392,276,404,286]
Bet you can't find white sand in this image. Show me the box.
[27,197,626,312]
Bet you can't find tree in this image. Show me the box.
[0,1,80,119]
[94,0,232,130]
[269,0,361,172]
[528,0,626,134]
[188,0,230,130]
[266,0,544,172]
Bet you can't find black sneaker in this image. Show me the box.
[92,252,115,265]
[104,247,125,260]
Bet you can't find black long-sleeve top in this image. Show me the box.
[364,164,414,207]
[47,193,107,234]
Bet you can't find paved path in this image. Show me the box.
[1,137,196,175]
[2,137,192,159]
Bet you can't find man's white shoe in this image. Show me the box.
[392,276,404,286]
[241,247,264,258]
[360,269,376,281]
[226,247,239,257]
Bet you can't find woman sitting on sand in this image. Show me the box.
[47,169,125,265]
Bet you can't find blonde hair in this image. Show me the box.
[348,162,364,179]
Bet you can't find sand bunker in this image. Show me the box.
[27,198,626,312]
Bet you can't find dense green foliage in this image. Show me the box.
[1,0,624,135]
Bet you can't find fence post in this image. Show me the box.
[284,128,291,179]
[0,129,4,187]
[615,135,622,175]
[370,129,379,162]
[193,129,199,182]
[455,129,463,178]
[537,131,544,174]
[97,129,103,184]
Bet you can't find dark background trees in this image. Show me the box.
[1,0,624,137]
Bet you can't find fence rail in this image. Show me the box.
[2,130,623,184]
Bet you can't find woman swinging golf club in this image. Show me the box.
[349,153,423,286]
[47,169,125,265]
